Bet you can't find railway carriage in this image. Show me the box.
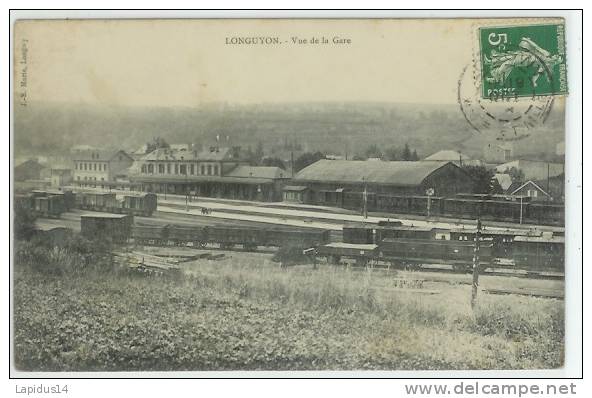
[441,198,484,219]
[512,235,565,270]
[378,238,494,271]
[316,242,378,266]
[527,203,564,225]
[270,228,331,249]
[374,225,435,242]
[341,223,436,245]
[342,223,374,244]
[131,223,330,251]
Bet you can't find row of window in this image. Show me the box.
[75,162,107,172]
[140,163,219,176]
[77,176,105,181]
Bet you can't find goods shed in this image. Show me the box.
[293,160,473,207]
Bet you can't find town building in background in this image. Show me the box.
[483,142,513,163]
[50,168,72,187]
[14,159,46,182]
[72,149,134,188]
[424,149,482,166]
[492,173,514,192]
[495,159,564,181]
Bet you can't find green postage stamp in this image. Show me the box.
[479,23,568,99]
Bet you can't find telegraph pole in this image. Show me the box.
[471,218,482,310]
[185,165,189,212]
[426,188,434,218]
[362,178,368,219]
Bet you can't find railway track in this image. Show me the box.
[34,210,559,281]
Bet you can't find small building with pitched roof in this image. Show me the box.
[14,159,46,182]
[507,180,553,202]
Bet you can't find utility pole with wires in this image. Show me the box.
[362,178,368,219]
[184,165,189,212]
[426,188,435,218]
[471,217,482,310]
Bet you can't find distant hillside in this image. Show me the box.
[14,101,565,161]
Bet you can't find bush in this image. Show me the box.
[14,234,114,276]
[271,245,310,266]
[14,201,36,240]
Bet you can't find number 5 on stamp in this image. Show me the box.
[479,23,568,99]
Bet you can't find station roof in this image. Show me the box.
[226,166,288,180]
[72,149,133,162]
[81,213,130,219]
[130,174,275,185]
[283,185,308,192]
[294,160,454,186]
[323,243,378,250]
[141,147,235,162]
[514,235,565,243]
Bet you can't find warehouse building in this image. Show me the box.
[288,160,474,206]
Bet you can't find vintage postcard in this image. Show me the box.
[12,17,573,374]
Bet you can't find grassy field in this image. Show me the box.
[13,242,564,371]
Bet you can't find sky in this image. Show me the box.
[13,18,498,107]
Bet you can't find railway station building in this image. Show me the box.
[129,146,290,201]
[288,159,474,206]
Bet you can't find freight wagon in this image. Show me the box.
[33,196,66,218]
[121,193,158,216]
[17,189,73,218]
[74,191,157,216]
[32,189,75,210]
[76,192,118,211]
[131,224,331,251]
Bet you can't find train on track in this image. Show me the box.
[342,192,564,226]
[131,223,331,251]
[125,220,562,273]
[75,191,157,216]
[14,189,158,217]
[315,222,564,272]
[14,189,75,218]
